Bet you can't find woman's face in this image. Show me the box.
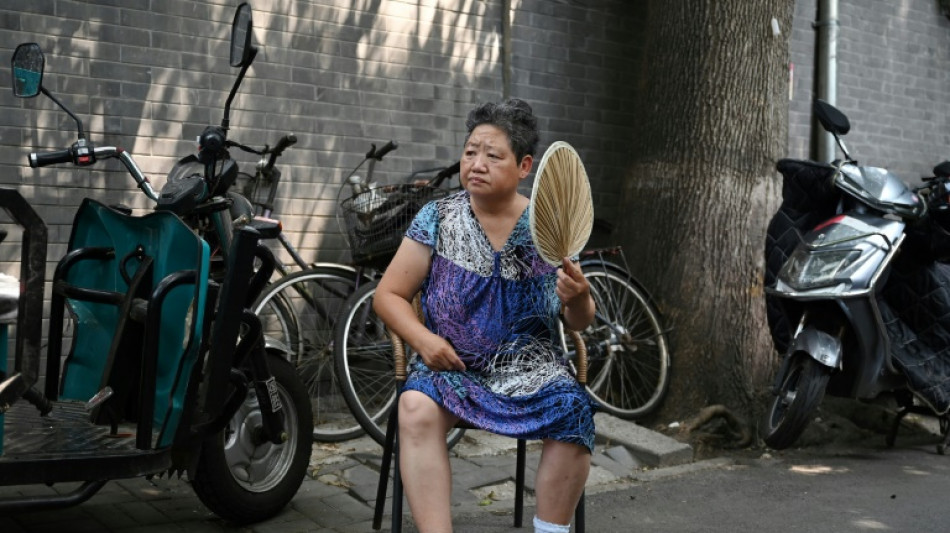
[461,124,532,201]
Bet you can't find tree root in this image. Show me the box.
[680,404,753,449]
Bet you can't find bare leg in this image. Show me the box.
[534,439,590,526]
[398,390,459,533]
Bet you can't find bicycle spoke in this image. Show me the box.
[578,263,670,419]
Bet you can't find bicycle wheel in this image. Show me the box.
[252,266,366,441]
[572,261,671,419]
[334,281,463,447]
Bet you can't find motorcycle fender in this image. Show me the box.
[790,327,842,369]
[771,327,840,395]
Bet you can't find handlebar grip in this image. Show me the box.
[429,161,461,188]
[274,134,297,154]
[29,149,72,168]
[371,140,398,160]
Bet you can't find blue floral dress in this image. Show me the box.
[403,190,595,452]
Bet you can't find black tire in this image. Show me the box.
[939,416,950,455]
[334,281,463,448]
[252,266,365,441]
[761,354,830,450]
[191,353,313,524]
[572,262,671,419]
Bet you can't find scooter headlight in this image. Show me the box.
[780,247,863,291]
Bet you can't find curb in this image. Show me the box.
[594,412,694,468]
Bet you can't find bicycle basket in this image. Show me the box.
[340,184,450,269]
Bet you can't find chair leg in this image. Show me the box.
[392,439,403,533]
[373,405,400,530]
[514,438,526,527]
[575,491,585,532]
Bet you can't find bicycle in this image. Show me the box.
[334,218,672,445]
[250,144,459,441]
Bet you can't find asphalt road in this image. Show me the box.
[442,431,950,533]
[583,442,950,532]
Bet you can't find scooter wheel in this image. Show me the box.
[760,354,830,450]
[191,353,313,524]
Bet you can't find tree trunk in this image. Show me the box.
[620,0,795,423]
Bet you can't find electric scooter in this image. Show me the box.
[0,4,313,523]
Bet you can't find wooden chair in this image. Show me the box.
[372,296,588,532]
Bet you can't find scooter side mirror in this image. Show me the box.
[814,99,851,136]
[11,43,44,98]
[230,3,255,68]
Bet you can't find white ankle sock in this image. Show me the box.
[533,515,570,533]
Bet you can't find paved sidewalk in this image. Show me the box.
[0,413,694,532]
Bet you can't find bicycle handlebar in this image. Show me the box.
[272,134,297,155]
[265,134,297,172]
[428,161,460,188]
[228,134,296,156]
[367,140,397,161]
[227,133,297,174]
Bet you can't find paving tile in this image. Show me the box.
[115,501,173,526]
[452,465,512,491]
[83,504,141,529]
[342,462,381,488]
[293,495,360,529]
[251,516,319,533]
[323,491,374,518]
[295,477,350,499]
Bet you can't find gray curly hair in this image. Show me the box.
[465,98,540,163]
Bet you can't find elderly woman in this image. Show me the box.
[373,98,595,533]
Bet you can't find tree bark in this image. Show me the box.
[620,1,795,422]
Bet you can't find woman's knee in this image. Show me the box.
[398,391,452,437]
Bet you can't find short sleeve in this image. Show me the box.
[405,200,439,248]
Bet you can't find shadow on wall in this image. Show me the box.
[0,1,645,271]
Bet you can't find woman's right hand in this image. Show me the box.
[417,332,466,372]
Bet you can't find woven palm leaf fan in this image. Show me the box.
[529,141,594,267]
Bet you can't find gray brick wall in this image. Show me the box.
[0,1,642,377]
[0,1,642,276]
[789,0,950,181]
